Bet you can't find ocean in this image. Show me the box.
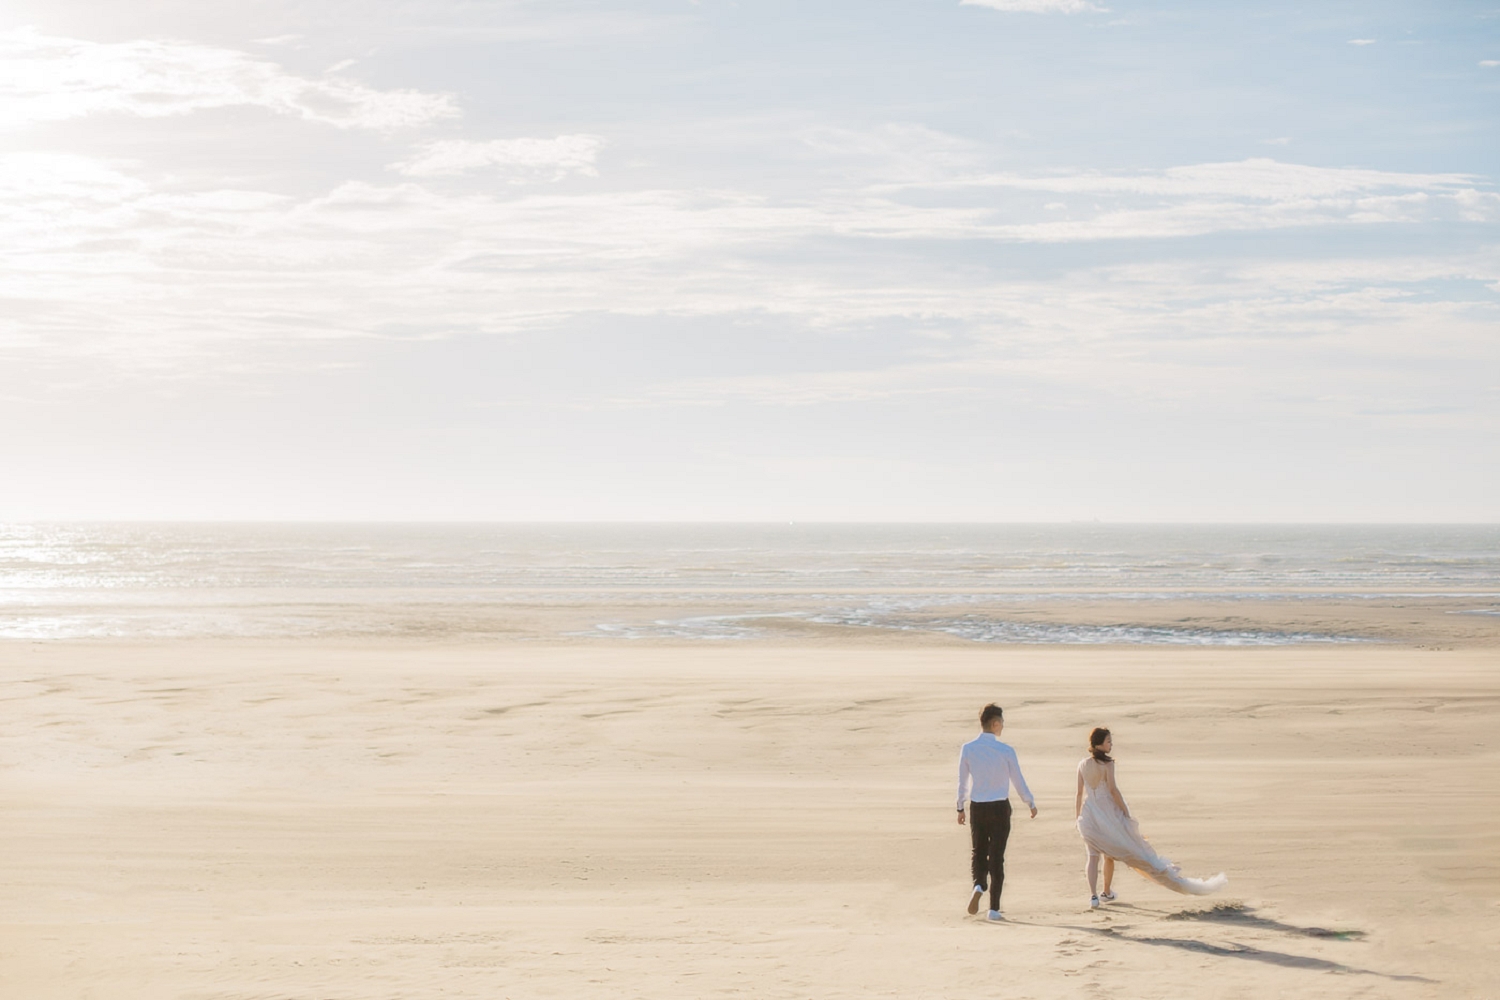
[1,523,1496,643]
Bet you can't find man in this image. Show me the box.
[956,703,1037,921]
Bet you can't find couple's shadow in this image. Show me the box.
[1002,902,1432,983]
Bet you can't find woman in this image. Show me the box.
[1074,727,1227,909]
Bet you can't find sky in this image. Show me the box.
[1,0,1497,521]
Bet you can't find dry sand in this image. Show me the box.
[2,635,1497,998]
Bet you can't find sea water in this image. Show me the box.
[1,523,1496,643]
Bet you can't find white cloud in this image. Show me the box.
[393,135,606,180]
[986,194,1437,243]
[595,249,1500,418]
[1454,188,1500,221]
[0,146,1494,519]
[614,366,976,407]
[961,0,1105,12]
[0,147,1493,385]
[1481,60,1500,67]
[0,27,457,130]
[864,158,1483,241]
[1348,38,1377,46]
[0,151,146,203]
[946,158,1473,199]
[800,123,985,183]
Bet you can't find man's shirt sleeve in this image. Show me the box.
[1010,750,1036,809]
[956,747,970,811]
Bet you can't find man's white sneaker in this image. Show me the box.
[967,885,984,916]
[1099,890,1117,903]
[985,909,1005,921]
[1089,895,1101,909]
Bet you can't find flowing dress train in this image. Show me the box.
[1076,756,1227,896]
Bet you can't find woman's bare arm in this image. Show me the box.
[1075,768,1085,819]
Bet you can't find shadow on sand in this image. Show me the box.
[1067,925,1432,982]
[1004,903,1433,984]
[1161,902,1365,941]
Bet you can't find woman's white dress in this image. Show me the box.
[1076,756,1227,896]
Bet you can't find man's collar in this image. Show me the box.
[979,732,998,741]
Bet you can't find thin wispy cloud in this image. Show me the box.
[2,140,1491,379]
[873,157,1488,240]
[800,123,986,182]
[961,0,1106,12]
[393,135,606,180]
[939,158,1473,199]
[1454,188,1500,221]
[0,27,457,130]
[590,250,1500,421]
[0,3,1493,519]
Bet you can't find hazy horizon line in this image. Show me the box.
[6,519,1498,528]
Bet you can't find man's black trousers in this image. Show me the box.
[969,798,1012,911]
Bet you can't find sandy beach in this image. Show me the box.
[3,630,1496,999]
[4,0,1494,990]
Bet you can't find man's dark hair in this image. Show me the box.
[979,704,1004,728]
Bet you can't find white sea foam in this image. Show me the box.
[588,613,795,641]
[585,605,1365,645]
[0,523,1494,641]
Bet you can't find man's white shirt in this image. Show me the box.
[956,732,1035,811]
